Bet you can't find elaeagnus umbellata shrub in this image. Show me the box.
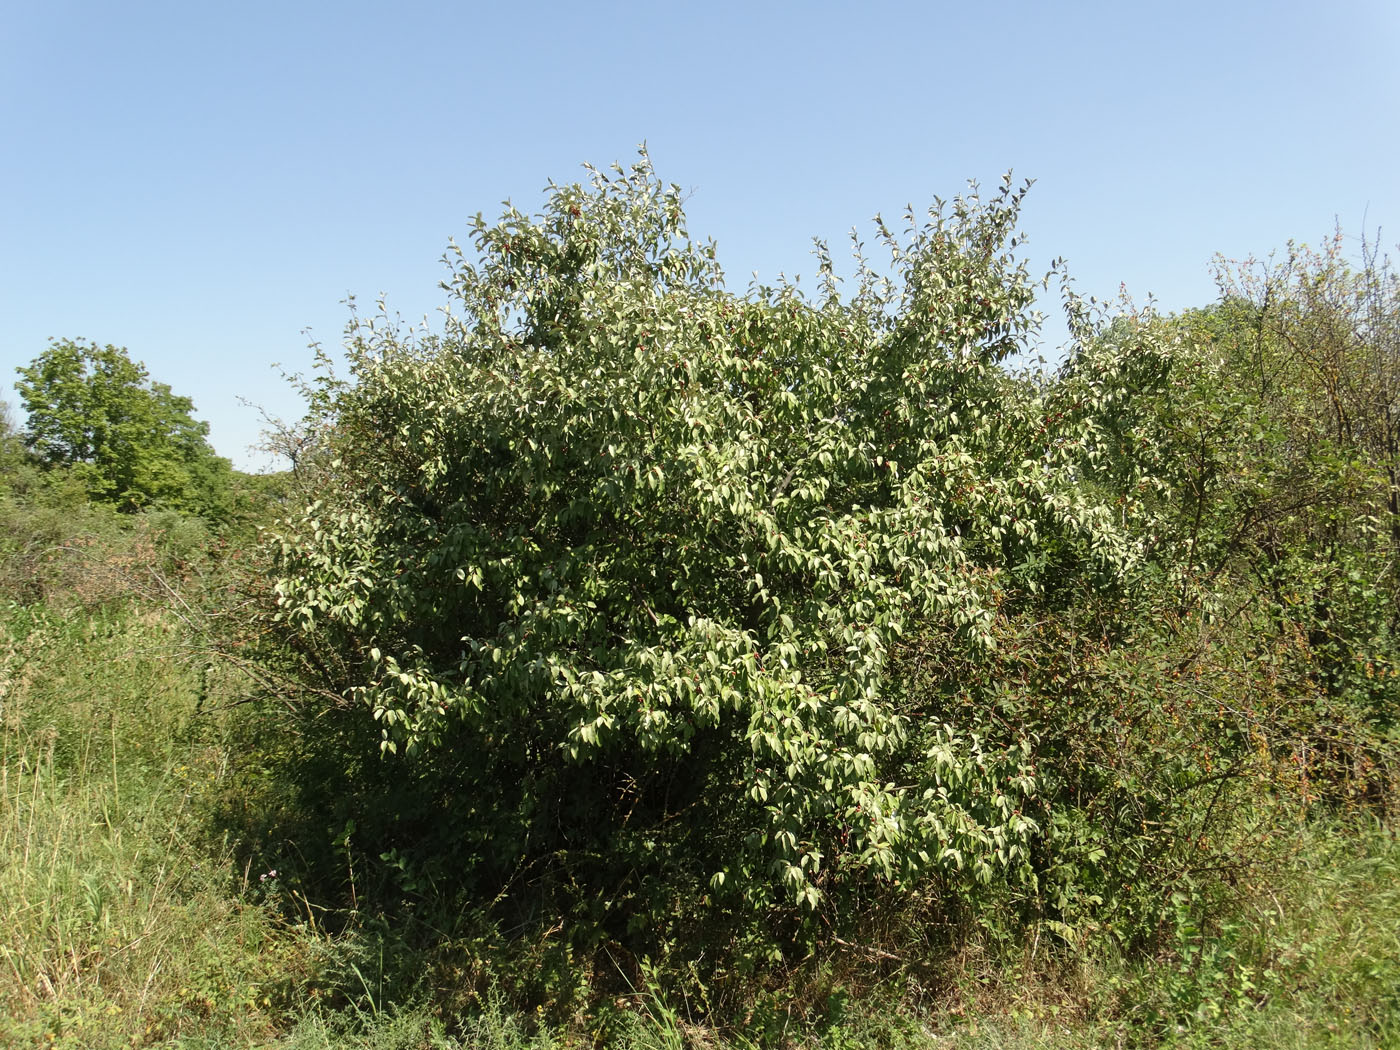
[268,153,1169,958]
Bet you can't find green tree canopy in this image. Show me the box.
[15,338,232,517]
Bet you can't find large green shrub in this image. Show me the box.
[267,155,1177,957]
[1061,240,1400,745]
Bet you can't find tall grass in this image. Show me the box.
[5,602,1393,1047]
[0,604,317,1048]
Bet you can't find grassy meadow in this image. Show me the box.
[0,440,1396,1049]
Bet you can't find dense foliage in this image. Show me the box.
[15,338,233,517]
[262,154,1400,1001]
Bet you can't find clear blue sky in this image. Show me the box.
[4,0,1397,470]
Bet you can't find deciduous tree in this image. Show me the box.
[15,338,232,516]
